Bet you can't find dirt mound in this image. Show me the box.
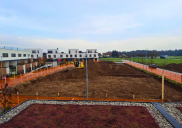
[163,63,182,73]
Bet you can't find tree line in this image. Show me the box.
[107,49,182,57]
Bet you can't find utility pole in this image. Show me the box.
[146,48,148,71]
[85,54,88,100]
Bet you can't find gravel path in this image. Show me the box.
[0,100,174,127]
[159,103,182,125]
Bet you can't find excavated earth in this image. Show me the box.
[161,63,182,73]
[10,61,182,102]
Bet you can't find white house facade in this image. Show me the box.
[47,49,99,61]
[24,48,43,59]
[0,47,33,77]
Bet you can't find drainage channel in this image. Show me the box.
[152,102,182,128]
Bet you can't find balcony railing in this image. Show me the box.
[0,46,24,51]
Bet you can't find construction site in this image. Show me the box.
[1,60,182,127]
[9,61,182,102]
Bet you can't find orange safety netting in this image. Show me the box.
[0,64,73,89]
[125,60,182,83]
[8,95,163,108]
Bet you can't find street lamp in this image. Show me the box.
[85,54,88,100]
[146,48,148,71]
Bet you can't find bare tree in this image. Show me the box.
[162,59,167,68]
[0,62,5,67]
[42,57,46,65]
[37,57,41,66]
[150,51,157,59]
[27,58,31,63]
[49,56,53,60]
[0,84,13,113]
[20,59,25,65]
[141,54,145,64]
[150,57,154,65]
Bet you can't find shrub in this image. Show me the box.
[0,83,13,114]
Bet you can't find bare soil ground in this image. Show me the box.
[0,104,159,128]
[10,61,182,102]
[159,63,182,73]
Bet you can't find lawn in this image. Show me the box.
[99,58,123,62]
[168,56,182,59]
[126,57,182,67]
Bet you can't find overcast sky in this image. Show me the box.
[0,0,182,53]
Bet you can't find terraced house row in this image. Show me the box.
[47,48,99,62]
[0,46,99,78]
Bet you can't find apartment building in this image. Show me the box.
[47,48,99,62]
[0,46,34,77]
[24,48,43,59]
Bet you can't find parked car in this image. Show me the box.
[149,64,157,68]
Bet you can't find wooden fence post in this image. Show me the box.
[36,92,38,99]
[162,73,164,101]
[17,91,19,104]
[14,74,15,84]
[20,73,22,82]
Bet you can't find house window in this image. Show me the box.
[75,55,77,57]
[32,50,36,53]
[23,54,26,57]
[48,55,51,58]
[95,50,96,53]
[55,51,57,53]
[60,55,63,57]
[48,51,53,53]
[31,55,33,57]
[69,50,70,54]
[75,50,77,53]
[94,54,96,57]
[80,54,82,57]
[2,53,8,57]
[89,54,92,57]
[70,55,72,57]
[28,54,30,57]
[54,55,56,58]
[66,55,68,57]
[18,54,22,57]
[38,50,39,53]
[11,53,16,57]
[88,50,92,53]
